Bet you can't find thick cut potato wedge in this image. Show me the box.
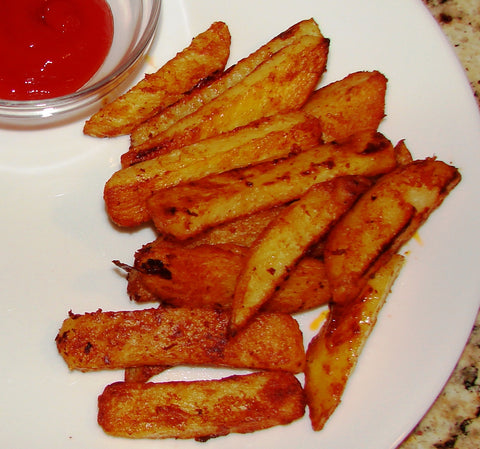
[98,371,306,440]
[104,111,322,227]
[302,71,387,142]
[146,130,398,239]
[121,33,329,166]
[263,256,330,313]
[324,158,461,305]
[126,241,330,313]
[55,307,305,373]
[230,176,371,334]
[304,253,405,431]
[129,18,324,148]
[128,242,244,307]
[84,22,231,137]
[183,205,287,247]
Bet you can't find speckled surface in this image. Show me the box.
[423,0,480,105]
[398,1,480,447]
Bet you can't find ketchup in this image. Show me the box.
[0,0,114,101]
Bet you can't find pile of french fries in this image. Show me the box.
[55,18,461,441]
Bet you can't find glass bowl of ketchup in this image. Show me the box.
[0,0,162,128]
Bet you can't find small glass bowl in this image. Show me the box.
[0,0,162,128]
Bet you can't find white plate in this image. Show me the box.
[1,0,479,448]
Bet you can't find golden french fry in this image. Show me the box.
[121,32,329,166]
[125,240,330,313]
[302,71,387,142]
[129,18,324,148]
[184,205,287,247]
[324,158,461,305]
[230,176,372,334]
[56,307,305,373]
[84,22,231,137]
[98,371,306,440]
[304,253,405,431]
[104,111,322,227]
[265,256,330,313]
[146,130,398,240]
[128,242,244,307]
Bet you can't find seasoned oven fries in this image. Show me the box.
[230,176,371,334]
[84,22,231,137]
[54,16,463,442]
[121,32,329,166]
[104,111,322,227]
[129,18,324,148]
[55,307,305,373]
[98,371,306,440]
[126,240,330,313]
[146,130,397,240]
[304,254,405,431]
[324,158,461,305]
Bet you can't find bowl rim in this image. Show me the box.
[0,0,162,112]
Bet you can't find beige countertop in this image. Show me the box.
[399,1,480,447]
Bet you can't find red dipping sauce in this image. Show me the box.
[0,0,114,101]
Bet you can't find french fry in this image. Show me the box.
[84,22,231,137]
[128,242,244,307]
[55,307,305,373]
[98,371,306,440]
[264,256,330,313]
[146,130,398,239]
[302,71,387,142]
[125,241,330,313]
[121,32,329,166]
[230,176,372,334]
[183,205,287,247]
[129,18,324,148]
[324,158,461,305]
[304,253,405,431]
[104,111,322,227]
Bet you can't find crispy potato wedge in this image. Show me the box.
[129,18,324,148]
[128,242,244,308]
[184,205,287,247]
[84,22,231,137]
[121,33,329,166]
[230,176,372,334]
[55,307,305,373]
[302,71,387,142]
[146,130,398,239]
[98,371,306,440]
[104,111,322,227]
[324,158,461,305]
[264,256,330,313]
[125,241,330,313]
[304,253,405,431]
